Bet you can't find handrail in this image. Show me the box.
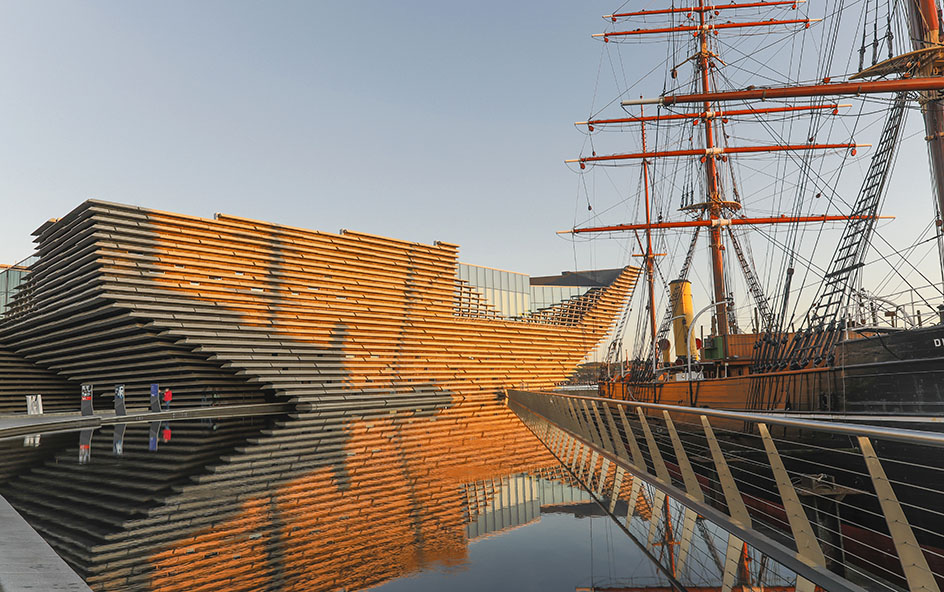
[509,389,944,592]
[519,390,944,448]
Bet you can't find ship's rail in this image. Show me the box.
[508,390,944,592]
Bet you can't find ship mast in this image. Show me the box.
[640,110,659,371]
[696,0,731,355]
[905,0,944,265]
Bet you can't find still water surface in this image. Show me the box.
[0,398,664,591]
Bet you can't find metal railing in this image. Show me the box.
[508,390,944,592]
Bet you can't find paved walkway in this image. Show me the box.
[0,495,91,591]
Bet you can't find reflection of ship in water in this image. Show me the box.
[0,398,610,591]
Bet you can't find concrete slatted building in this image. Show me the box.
[0,201,640,412]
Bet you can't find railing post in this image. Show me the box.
[590,400,615,454]
[603,403,629,461]
[662,410,704,502]
[701,416,751,526]
[616,405,647,469]
[858,436,940,592]
[579,399,604,448]
[636,408,672,485]
[758,424,827,569]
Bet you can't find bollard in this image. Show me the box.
[149,383,161,413]
[114,384,126,416]
[80,384,94,416]
[26,394,43,415]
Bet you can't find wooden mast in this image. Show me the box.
[640,108,659,371]
[697,0,730,356]
[905,0,944,240]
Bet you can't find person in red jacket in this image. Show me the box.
[162,388,173,411]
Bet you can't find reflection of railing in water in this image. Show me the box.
[508,390,944,592]
[513,398,798,592]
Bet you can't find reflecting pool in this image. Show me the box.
[0,398,667,591]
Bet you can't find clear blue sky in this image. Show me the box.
[0,1,625,276]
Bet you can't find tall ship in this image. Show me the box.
[568,0,944,415]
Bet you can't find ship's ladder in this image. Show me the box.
[727,226,775,331]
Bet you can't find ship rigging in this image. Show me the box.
[567,0,944,413]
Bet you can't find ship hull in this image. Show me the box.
[605,325,944,416]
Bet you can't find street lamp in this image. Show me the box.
[686,301,726,382]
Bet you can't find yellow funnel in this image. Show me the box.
[670,279,697,360]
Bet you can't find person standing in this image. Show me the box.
[162,388,173,411]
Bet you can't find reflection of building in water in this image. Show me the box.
[0,399,579,591]
[463,465,655,542]
[0,418,268,568]
[0,201,639,413]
